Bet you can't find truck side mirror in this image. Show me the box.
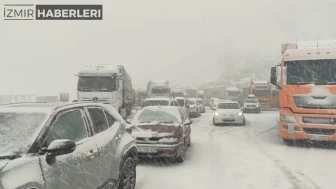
[270,66,281,89]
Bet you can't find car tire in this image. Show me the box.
[118,157,136,189]
[241,119,246,126]
[175,147,185,163]
[187,137,191,147]
[213,118,218,126]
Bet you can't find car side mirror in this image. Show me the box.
[125,118,132,124]
[46,139,76,164]
[184,119,192,125]
[125,124,135,134]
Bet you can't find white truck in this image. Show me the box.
[147,80,171,97]
[77,64,133,118]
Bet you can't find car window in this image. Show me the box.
[88,108,109,134]
[104,110,115,127]
[174,100,179,106]
[43,109,87,147]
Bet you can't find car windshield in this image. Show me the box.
[77,76,116,92]
[177,99,184,107]
[141,100,169,107]
[0,112,48,155]
[218,103,240,109]
[135,109,180,123]
[285,59,336,85]
[245,99,258,103]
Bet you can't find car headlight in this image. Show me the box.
[238,112,243,116]
[256,104,259,107]
[280,115,296,123]
[214,112,219,116]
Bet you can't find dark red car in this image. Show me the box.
[130,106,192,163]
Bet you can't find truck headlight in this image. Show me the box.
[280,115,296,123]
[214,112,219,116]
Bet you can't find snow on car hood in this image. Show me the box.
[216,109,241,115]
[132,123,181,138]
[0,160,9,171]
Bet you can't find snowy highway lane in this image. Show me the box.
[135,109,336,189]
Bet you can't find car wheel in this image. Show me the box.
[187,137,191,147]
[118,157,136,189]
[241,119,246,126]
[213,118,218,126]
[175,147,186,163]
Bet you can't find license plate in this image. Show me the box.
[223,118,234,121]
[138,147,158,153]
[310,135,329,141]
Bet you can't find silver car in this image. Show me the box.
[0,103,137,189]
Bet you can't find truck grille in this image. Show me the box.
[302,117,335,125]
[303,128,336,136]
[293,96,336,109]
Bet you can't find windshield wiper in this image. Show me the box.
[0,154,21,160]
[295,82,312,86]
[158,121,174,124]
[327,82,336,85]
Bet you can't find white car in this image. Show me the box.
[210,98,220,110]
[188,99,201,117]
[176,97,190,118]
[196,98,206,113]
[213,101,246,126]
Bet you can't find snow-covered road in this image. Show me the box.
[136,109,336,189]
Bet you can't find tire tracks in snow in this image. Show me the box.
[207,114,321,189]
[248,126,321,189]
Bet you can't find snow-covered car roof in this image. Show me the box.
[218,100,239,104]
[144,97,172,101]
[284,48,336,61]
[133,106,182,122]
[175,97,186,100]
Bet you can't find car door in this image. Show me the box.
[86,107,122,186]
[40,108,100,189]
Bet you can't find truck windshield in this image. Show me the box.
[172,92,184,97]
[77,77,116,92]
[152,88,170,95]
[285,59,336,85]
[252,90,270,98]
[138,92,147,96]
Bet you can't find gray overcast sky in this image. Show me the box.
[1,0,336,99]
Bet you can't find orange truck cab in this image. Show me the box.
[270,40,336,143]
